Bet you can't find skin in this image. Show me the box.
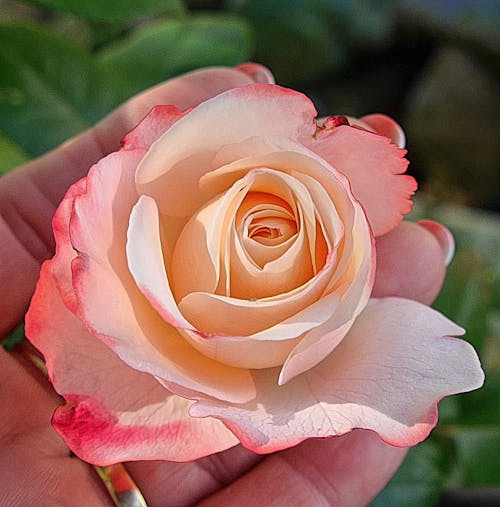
[0,67,407,507]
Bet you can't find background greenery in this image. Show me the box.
[1,0,499,505]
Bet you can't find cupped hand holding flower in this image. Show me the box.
[26,63,483,460]
[0,64,483,506]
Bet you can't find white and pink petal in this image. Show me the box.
[307,125,416,236]
[191,298,484,453]
[69,150,256,403]
[122,105,188,150]
[26,263,238,465]
[135,84,318,217]
[50,177,87,313]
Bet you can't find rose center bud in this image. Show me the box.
[248,216,297,244]
[224,179,317,300]
[242,193,298,256]
[171,169,327,308]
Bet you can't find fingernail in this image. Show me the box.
[236,63,276,84]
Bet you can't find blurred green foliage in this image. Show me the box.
[27,0,185,21]
[0,131,28,173]
[1,0,498,505]
[225,0,397,83]
[100,14,253,96]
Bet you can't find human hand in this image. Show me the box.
[0,65,407,507]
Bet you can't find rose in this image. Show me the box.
[25,65,483,465]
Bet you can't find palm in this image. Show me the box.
[0,67,405,507]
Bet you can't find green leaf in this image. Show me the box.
[454,371,500,426]
[226,0,397,84]
[0,131,29,174]
[226,0,346,84]
[370,440,446,507]
[452,426,500,487]
[1,325,25,351]
[100,14,254,96]
[433,249,493,352]
[23,0,184,22]
[0,24,123,156]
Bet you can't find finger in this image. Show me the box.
[0,66,259,337]
[198,431,407,507]
[125,445,263,507]
[0,347,112,506]
[372,221,447,305]
[30,67,260,205]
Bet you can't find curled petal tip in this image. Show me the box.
[236,63,276,84]
[418,219,456,266]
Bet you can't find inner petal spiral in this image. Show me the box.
[248,216,297,244]
[237,192,298,268]
[171,168,327,306]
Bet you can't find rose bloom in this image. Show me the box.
[26,65,483,465]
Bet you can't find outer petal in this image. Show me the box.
[306,125,416,236]
[135,84,317,217]
[373,221,447,305]
[191,298,484,453]
[25,262,238,465]
[69,150,256,403]
[50,177,87,312]
[121,105,188,150]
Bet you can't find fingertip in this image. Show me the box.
[236,63,276,84]
[373,221,447,305]
[360,113,406,148]
[417,219,455,266]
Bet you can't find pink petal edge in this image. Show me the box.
[121,104,188,150]
[135,83,318,218]
[190,298,484,454]
[307,125,417,236]
[68,149,256,404]
[25,262,238,465]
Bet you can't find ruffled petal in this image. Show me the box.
[69,150,256,403]
[122,105,188,150]
[50,177,87,312]
[25,263,237,465]
[135,84,317,217]
[306,125,416,236]
[191,298,484,453]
